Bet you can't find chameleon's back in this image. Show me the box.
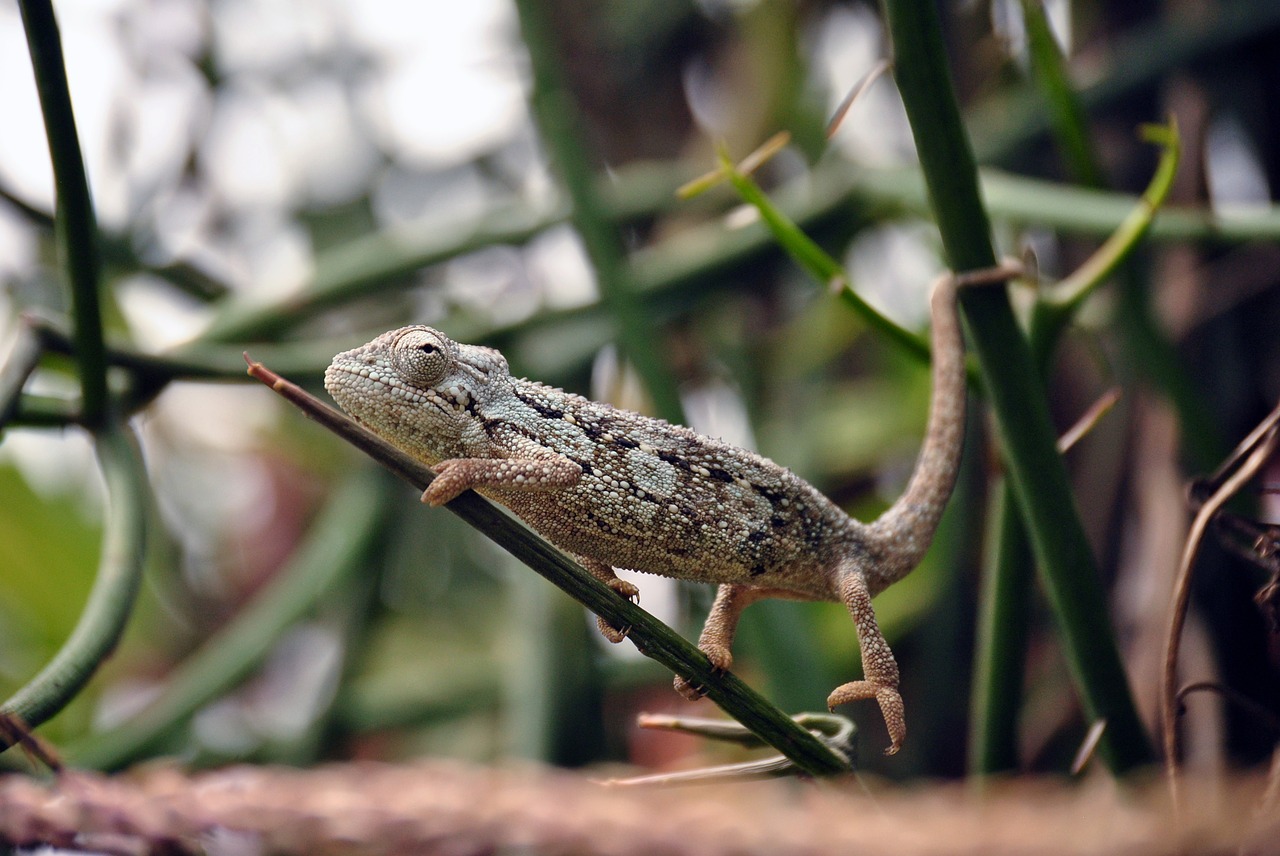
[325,325,858,600]
[491,378,857,598]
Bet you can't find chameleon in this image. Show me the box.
[323,264,1016,754]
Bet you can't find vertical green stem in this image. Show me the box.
[18,0,107,427]
[1020,0,1106,189]
[880,0,1153,772]
[0,425,147,743]
[968,480,1034,772]
[511,0,685,425]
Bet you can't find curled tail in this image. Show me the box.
[864,265,1017,584]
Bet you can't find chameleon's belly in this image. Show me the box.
[486,479,846,600]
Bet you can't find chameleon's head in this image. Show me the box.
[324,326,510,460]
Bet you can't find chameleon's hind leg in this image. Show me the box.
[826,567,905,755]
[674,584,791,700]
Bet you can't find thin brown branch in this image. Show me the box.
[1163,411,1280,812]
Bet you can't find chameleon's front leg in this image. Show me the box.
[420,456,582,506]
[578,556,640,643]
[419,456,642,640]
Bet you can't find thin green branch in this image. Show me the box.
[247,358,852,777]
[10,394,80,427]
[973,4,1191,776]
[854,166,1280,242]
[968,482,1034,773]
[30,317,347,384]
[716,148,931,363]
[18,0,108,428]
[67,468,393,771]
[175,159,1280,356]
[1047,123,1181,315]
[202,199,563,343]
[880,0,1153,773]
[0,424,148,747]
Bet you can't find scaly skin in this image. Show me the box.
[323,265,1016,753]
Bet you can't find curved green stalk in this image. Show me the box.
[1047,124,1181,315]
[67,469,392,771]
[18,0,107,428]
[880,0,1153,773]
[0,425,148,746]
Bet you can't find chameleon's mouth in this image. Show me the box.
[323,358,387,414]
[324,358,454,424]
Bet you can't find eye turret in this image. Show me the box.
[392,328,453,387]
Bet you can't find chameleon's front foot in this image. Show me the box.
[827,680,906,755]
[595,578,640,643]
[673,642,733,700]
[421,456,583,506]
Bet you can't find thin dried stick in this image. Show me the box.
[1162,415,1280,811]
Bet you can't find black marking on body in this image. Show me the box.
[512,389,564,420]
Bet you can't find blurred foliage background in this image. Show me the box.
[2,0,1280,782]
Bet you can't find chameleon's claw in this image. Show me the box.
[596,616,630,644]
[673,674,707,700]
[594,577,639,643]
[673,642,734,700]
[607,578,640,602]
[422,459,472,506]
[827,680,906,755]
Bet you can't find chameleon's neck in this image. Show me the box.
[863,274,968,584]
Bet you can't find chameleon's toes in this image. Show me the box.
[671,642,734,700]
[607,578,640,602]
[673,674,706,700]
[827,680,906,755]
[422,462,468,506]
[596,615,629,644]
[700,642,733,673]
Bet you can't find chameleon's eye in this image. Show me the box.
[392,328,452,387]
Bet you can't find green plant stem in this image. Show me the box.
[0,424,147,747]
[203,199,562,343]
[177,160,1280,356]
[247,359,852,776]
[880,0,1153,773]
[973,3,1192,776]
[719,157,931,363]
[972,0,1280,164]
[67,469,393,770]
[18,0,107,429]
[856,166,1280,242]
[968,479,1034,773]
[1019,0,1106,188]
[512,0,685,426]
